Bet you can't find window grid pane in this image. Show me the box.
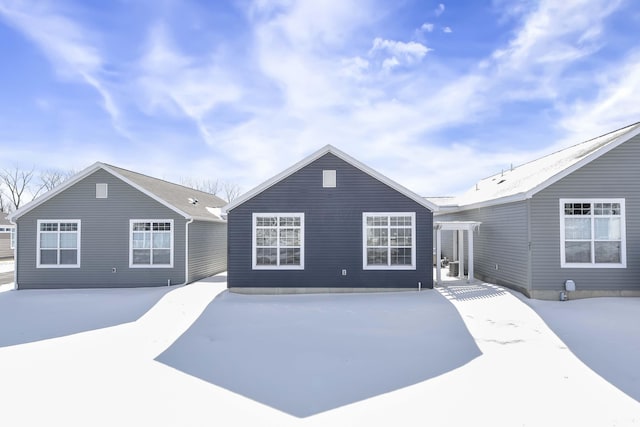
[131,221,172,266]
[38,221,79,266]
[562,200,624,265]
[365,214,414,267]
[255,214,302,267]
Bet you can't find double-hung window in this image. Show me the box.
[37,220,81,267]
[130,220,173,267]
[560,199,626,268]
[363,213,416,269]
[253,213,304,269]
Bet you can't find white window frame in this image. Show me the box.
[129,219,174,268]
[559,198,626,268]
[363,212,416,270]
[252,213,305,270]
[36,219,81,268]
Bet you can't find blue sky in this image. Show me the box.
[1,0,639,198]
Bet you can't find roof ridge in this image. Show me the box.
[103,163,227,202]
[476,121,640,182]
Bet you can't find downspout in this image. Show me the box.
[179,218,194,286]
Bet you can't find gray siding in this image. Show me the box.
[188,220,227,282]
[530,133,640,293]
[227,153,433,290]
[437,200,531,293]
[16,169,187,289]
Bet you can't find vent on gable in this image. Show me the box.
[323,170,336,188]
[96,183,108,199]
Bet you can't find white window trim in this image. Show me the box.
[36,219,81,268]
[129,219,174,268]
[362,212,416,270]
[559,198,627,269]
[323,170,336,188]
[96,183,108,199]
[252,213,305,270]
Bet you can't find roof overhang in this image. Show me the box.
[9,162,195,222]
[437,123,640,214]
[223,144,438,213]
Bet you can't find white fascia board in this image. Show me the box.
[8,162,104,221]
[524,124,640,199]
[223,145,334,213]
[328,145,439,212]
[223,144,438,213]
[434,192,527,214]
[442,124,640,214]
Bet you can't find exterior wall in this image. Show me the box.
[227,153,433,291]
[188,220,227,282]
[0,233,13,259]
[15,169,187,289]
[530,134,640,298]
[437,200,531,295]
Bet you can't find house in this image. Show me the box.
[434,122,640,300]
[8,163,227,289]
[0,213,15,259]
[223,145,438,293]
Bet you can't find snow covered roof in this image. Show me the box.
[440,122,640,212]
[224,144,438,213]
[10,163,227,223]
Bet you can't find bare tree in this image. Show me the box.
[0,166,42,211]
[0,190,7,213]
[179,177,221,196]
[222,181,241,202]
[39,168,75,192]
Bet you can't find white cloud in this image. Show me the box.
[210,0,632,196]
[421,23,434,32]
[443,26,452,33]
[369,38,431,64]
[435,3,445,17]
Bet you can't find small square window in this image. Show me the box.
[323,170,336,188]
[96,183,108,199]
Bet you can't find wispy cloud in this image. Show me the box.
[218,0,632,195]
[0,0,127,136]
[0,0,635,197]
[135,24,242,143]
[558,50,640,142]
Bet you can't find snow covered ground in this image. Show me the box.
[0,274,638,426]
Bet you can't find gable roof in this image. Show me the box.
[224,144,438,212]
[441,122,640,212]
[9,162,227,223]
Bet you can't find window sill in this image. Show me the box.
[561,263,626,269]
